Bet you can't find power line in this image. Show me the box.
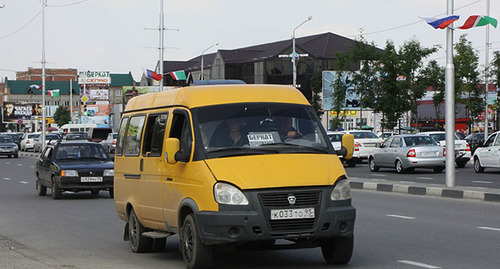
[48,0,89,8]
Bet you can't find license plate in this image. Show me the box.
[422,151,438,157]
[270,208,315,220]
[81,177,103,182]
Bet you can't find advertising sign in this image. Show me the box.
[2,102,43,123]
[323,71,367,111]
[89,89,109,100]
[78,70,111,85]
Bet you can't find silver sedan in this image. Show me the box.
[368,134,446,173]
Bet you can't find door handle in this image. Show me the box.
[140,158,144,172]
[165,177,173,181]
[124,174,141,179]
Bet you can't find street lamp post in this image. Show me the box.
[41,0,47,148]
[201,43,218,80]
[292,16,312,88]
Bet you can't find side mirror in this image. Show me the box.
[341,134,354,160]
[164,138,180,164]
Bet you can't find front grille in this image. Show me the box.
[78,171,104,177]
[258,190,321,232]
[259,191,320,207]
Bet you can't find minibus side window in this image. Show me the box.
[143,113,168,157]
[169,110,192,162]
[116,117,129,156]
[124,115,146,157]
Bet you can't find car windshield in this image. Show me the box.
[351,132,378,139]
[0,136,13,143]
[66,134,86,140]
[194,103,331,157]
[404,136,437,146]
[328,134,343,142]
[428,133,459,141]
[55,144,108,160]
[46,135,59,140]
[28,134,40,139]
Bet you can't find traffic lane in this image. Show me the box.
[346,162,500,189]
[0,155,37,189]
[352,190,500,269]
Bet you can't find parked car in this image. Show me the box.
[87,127,112,143]
[33,133,61,152]
[63,133,88,141]
[327,131,358,167]
[343,130,383,163]
[420,131,471,168]
[0,132,23,148]
[464,132,485,154]
[472,131,500,173]
[100,132,117,153]
[35,141,114,199]
[0,135,19,158]
[368,134,446,173]
[377,132,394,140]
[20,132,41,151]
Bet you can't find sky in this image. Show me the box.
[0,0,498,82]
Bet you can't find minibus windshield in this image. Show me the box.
[195,103,332,157]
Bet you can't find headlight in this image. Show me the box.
[331,179,351,201]
[103,169,114,176]
[13,145,19,150]
[61,170,78,177]
[214,182,249,205]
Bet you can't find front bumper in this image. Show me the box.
[55,176,114,191]
[0,149,18,156]
[194,186,355,246]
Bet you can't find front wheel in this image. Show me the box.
[346,159,357,167]
[36,177,46,196]
[368,158,379,172]
[51,178,61,199]
[474,158,485,173]
[181,214,212,269]
[321,236,354,265]
[128,209,152,253]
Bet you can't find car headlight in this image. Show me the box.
[61,170,78,177]
[331,179,351,201]
[13,145,18,150]
[214,182,249,205]
[103,169,114,177]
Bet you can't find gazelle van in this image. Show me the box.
[113,84,355,269]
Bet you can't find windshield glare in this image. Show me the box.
[55,144,108,160]
[195,103,330,155]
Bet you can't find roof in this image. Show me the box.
[110,73,135,87]
[124,84,309,112]
[6,80,80,95]
[163,32,361,73]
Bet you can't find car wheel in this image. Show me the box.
[321,236,354,265]
[456,160,467,168]
[368,157,379,172]
[473,158,484,173]
[395,160,405,174]
[128,209,152,253]
[36,176,46,196]
[433,167,444,173]
[51,177,61,199]
[346,159,357,167]
[14,154,18,158]
[181,214,212,269]
[91,189,99,195]
[108,188,114,198]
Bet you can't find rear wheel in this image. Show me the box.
[368,158,379,172]
[36,176,46,196]
[474,158,485,173]
[321,236,354,265]
[346,159,357,167]
[181,214,212,269]
[433,167,444,173]
[395,160,405,174]
[128,209,152,253]
[108,188,114,198]
[456,160,467,168]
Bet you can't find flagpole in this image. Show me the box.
[70,79,73,124]
[445,0,456,187]
[41,0,47,148]
[159,0,164,92]
[484,0,490,139]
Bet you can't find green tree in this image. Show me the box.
[454,35,483,124]
[490,51,500,129]
[397,39,438,130]
[309,71,323,119]
[53,106,71,127]
[418,60,445,126]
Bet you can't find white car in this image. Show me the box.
[33,133,60,152]
[473,131,500,173]
[20,132,41,152]
[327,131,358,167]
[343,130,383,163]
[420,131,471,168]
[100,132,118,153]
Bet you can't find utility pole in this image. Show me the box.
[484,0,491,140]
[445,0,456,187]
[41,0,47,148]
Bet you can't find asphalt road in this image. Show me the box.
[1,155,499,268]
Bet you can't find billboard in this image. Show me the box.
[2,102,43,123]
[78,70,111,85]
[322,71,363,111]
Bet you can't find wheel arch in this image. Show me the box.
[178,198,199,229]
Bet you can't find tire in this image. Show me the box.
[151,238,167,252]
[473,158,484,173]
[51,177,61,199]
[36,176,47,196]
[91,189,99,195]
[181,214,212,269]
[368,158,379,172]
[346,159,357,167]
[456,160,467,168]
[128,209,152,253]
[108,188,114,198]
[433,167,444,173]
[395,160,405,174]
[14,154,18,158]
[321,236,354,265]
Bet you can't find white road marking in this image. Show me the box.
[473,181,492,184]
[16,164,22,166]
[5,162,10,165]
[3,178,12,180]
[417,177,434,180]
[478,226,500,232]
[19,181,28,184]
[372,174,387,177]
[398,260,441,268]
[30,166,35,168]
[386,214,415,220]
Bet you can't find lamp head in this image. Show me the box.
[307,16,313,21]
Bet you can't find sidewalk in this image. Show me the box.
[349,176,500,203]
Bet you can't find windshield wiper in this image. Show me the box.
[207,147,279,156]
[260,143,329,153]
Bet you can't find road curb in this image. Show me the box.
[349,179,500,203]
